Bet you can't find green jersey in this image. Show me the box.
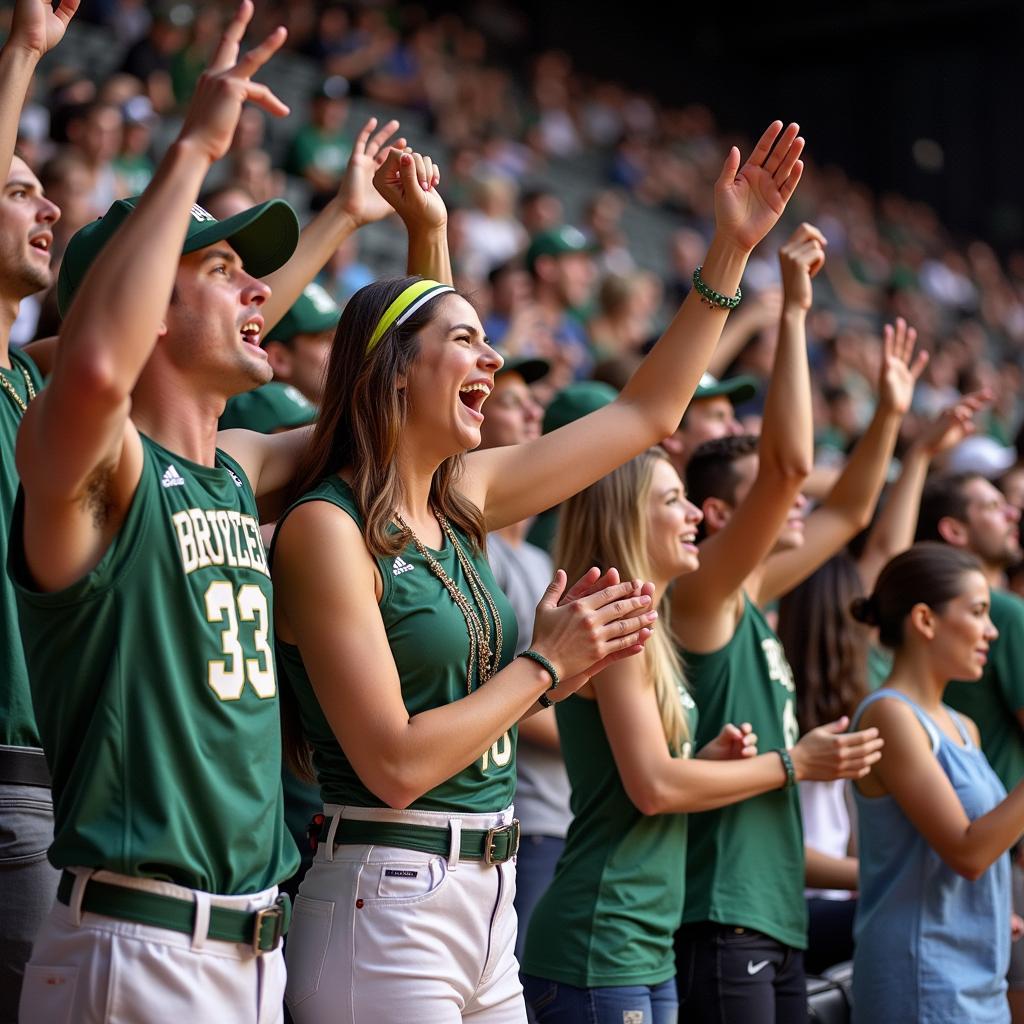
[8,433,298,894]
[219,382,316,434]
[682,596,807,949]
[275,476,519,812]
[0,348,43,749]
[945,588,1024,792]
[521,683,698,988]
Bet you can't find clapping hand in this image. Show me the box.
[176,1,289,165]
[698,722,758,761]
[877,318,929,417]
[715,121,805,252]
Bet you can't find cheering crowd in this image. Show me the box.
[5,2,1024,1024]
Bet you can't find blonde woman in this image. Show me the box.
[519,448,883,1024]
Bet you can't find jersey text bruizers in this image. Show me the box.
[171,507,269,576]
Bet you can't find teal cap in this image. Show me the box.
[268,282,340,345]
[542,380,617,434]
[58,196,299,317]
[526,225,594,272]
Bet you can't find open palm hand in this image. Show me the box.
[9,0,79,58]
[877,318,928,416]
[715,121,805,252]
[337,117,406,227]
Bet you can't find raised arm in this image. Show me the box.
[461,121,805,528]
[273,502,656,808]
[372,146,451,284]
[258,117,406,330]
[671,224,821,647]
[756,318,928,605]
[0,0,79,178]
[855,390,990,591]
[17,1,288,590]
[593,654,883,816]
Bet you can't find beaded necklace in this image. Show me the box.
[393,510,504,695]
[0,361,35,415]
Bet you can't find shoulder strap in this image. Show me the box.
[944,706,974,747]
[853,689,940,755]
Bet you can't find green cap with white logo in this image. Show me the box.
[57,196,300,317]
[525,225,594,273]
[267,282,340,346]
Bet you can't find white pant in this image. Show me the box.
[285,804,526,1024]
[19,867,285,1024]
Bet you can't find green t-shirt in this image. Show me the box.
[0,349,43,749]
[286,126,351,181]
[8,433,298,894]
[274,475,519,812]
[944,588,1024,792]
[682,596,807,949]
[219,382,317,434]
[521,683,697,987]
[868,644,893,691]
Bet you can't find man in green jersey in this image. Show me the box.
[916,471,1024,1018]
[0,0,79,1017]
[670,223,915,1023]
[7,7,314,1021]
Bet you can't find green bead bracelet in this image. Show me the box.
[692,265,742,310]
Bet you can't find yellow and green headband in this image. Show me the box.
[366,279,455,355]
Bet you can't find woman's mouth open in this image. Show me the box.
[458,381,491,420]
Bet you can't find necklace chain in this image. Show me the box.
[0,362,35,415]
[393,510,503,695]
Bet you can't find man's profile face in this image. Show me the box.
[0,156,60,299]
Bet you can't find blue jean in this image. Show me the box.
[513,834,564,963]
[0,780,59,1023]
[522,974,678,1024]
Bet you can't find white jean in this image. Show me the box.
[18,867,285,1024]
[285,803,526,1024]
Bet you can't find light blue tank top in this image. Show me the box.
[851,689,1010,1024]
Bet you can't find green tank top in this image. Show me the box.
[681,596,807,949]
[8,433,299,894]
[274,475,519,812]
[521,681,698,987]
[0,349,44,749]
[945,588,1024,792]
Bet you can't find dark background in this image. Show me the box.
[434,0,1024,248]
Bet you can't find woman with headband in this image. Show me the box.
[273,122,806,1023]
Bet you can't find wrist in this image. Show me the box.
[706,231,752,263]
[167,135,217,171]
[781,302,809,321]
[788,744,807,783]
[324,196,360,233]
[0,40,45,66]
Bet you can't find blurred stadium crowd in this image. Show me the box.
[8,0,1024,478]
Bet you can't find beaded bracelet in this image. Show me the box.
[692,265,742,310]
[775,747,796,789]
[520,649,559,708]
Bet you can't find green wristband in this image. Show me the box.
[692,265,742,310]
[775,747,796,789]
[520,649,559,707]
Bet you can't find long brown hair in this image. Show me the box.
[286,275,486,556]
[777,553,870,732]
[556,448,690,751]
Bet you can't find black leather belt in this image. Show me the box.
[0,745,51,787]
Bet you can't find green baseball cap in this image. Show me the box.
[526,225,594,273]
[496,355,550,385]
[58,196,300,317]
[693,372,758,404]
[543,380,618,434]
[267,282,340,345]
[218,381,317,433]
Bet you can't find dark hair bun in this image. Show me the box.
[850,595,880,626]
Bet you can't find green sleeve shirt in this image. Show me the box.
[945,588,1024,792]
